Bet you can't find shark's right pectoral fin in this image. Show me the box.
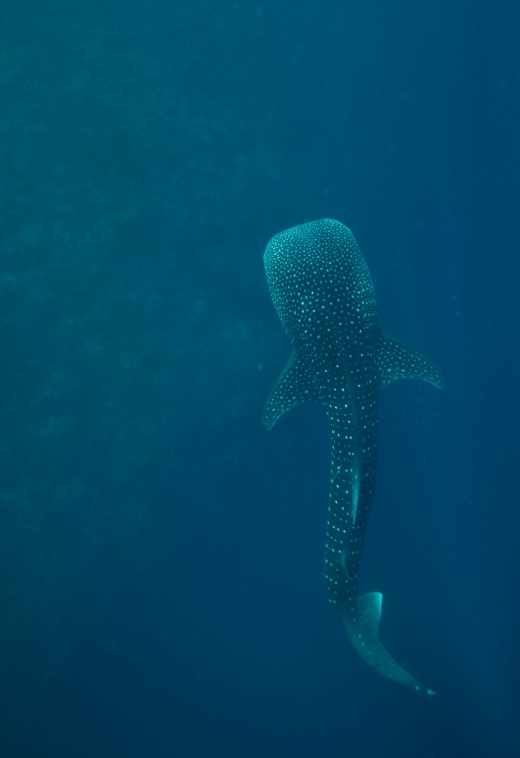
[342,592,436,697]
[263,351,318,430]
[376,329,444,389]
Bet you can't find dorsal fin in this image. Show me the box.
[263,352,319,430]
[376,329,444,389]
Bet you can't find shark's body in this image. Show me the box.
[263,219,443,695]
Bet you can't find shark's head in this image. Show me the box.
[263,218,377,361]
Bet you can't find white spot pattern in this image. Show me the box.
[263,218,444,692]
[264,219,378,616]
[263,219,443,619]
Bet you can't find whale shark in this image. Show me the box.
[263,218,443,695]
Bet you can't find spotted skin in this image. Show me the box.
[263,219,443,695]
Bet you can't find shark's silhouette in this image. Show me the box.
[263,219,443,695]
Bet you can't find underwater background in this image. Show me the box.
[1,0,519,756]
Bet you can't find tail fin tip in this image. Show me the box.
[342,591,435,697]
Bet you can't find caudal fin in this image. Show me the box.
[342,592,436,696]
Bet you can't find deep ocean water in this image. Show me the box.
[1,1,519,756]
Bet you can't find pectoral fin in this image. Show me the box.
[263,351,318,430]
[376,329,444,389]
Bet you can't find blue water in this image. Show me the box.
[1,1,519,756]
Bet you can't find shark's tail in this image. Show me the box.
[341,592,436,696]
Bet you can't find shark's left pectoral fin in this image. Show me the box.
[263,351,318,430]
[376,329,444,389]
[342,592,436,696]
